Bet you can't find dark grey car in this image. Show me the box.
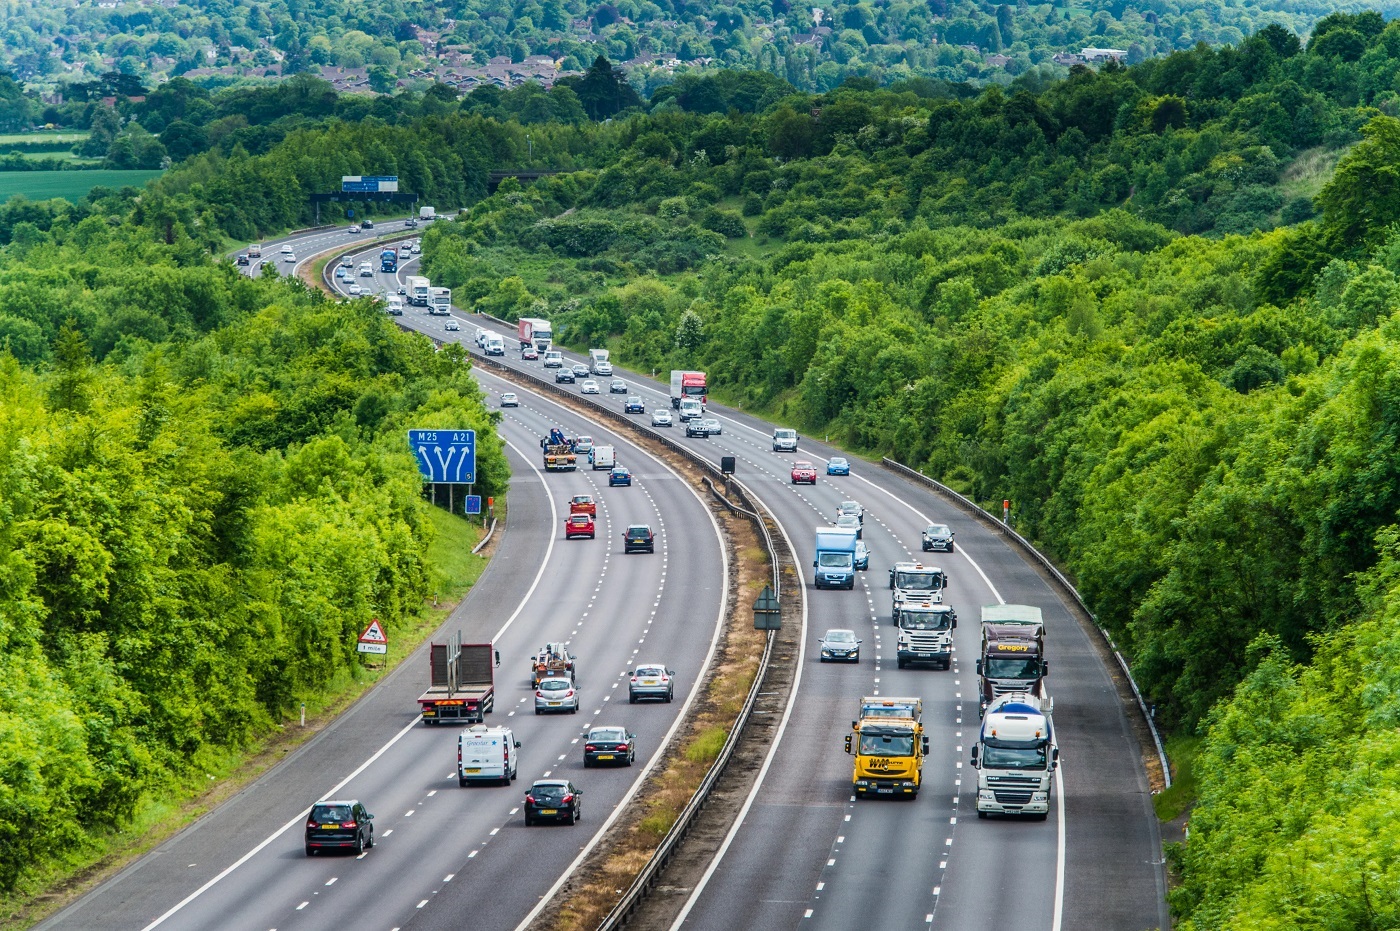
[922,523,955,552]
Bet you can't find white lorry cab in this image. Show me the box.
[457,724,520,786]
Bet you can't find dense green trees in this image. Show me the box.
[0,196,504,895]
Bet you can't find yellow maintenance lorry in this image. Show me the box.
[846,696,928,798]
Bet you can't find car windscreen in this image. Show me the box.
[590,729,626,742]
[626,528,650,539]
[312,805,352,822]
[531,784,568,798]
[824,631,856,643]
[926,525,951,537]
[818,553,853,568]
[981,740,1048,770]
[635,666,664,676]
[900,611,952,631]
[539,679,571,690]
[859,733,914,757]
[895,571,943,591]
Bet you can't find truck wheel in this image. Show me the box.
[459,777,468,787]
[978,811,988,819]
[897,658,907,669]
[1034,812,1048,822]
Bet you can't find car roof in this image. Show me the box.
[589,726,627,736]
[313,799,359,807]
[794,461,813,467]
[626,523,651,531]
[634,662,666,670]
[531,779,570,788]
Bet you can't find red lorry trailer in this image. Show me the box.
[418,636,498,724]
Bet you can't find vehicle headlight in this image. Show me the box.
[1033,792,1048,801]
[979,789,995,801]
[902,781,918,787]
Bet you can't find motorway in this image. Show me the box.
[47,221,1167,930]
[315,226,1171,931]
[40,228,729,931]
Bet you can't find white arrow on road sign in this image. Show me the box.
[359,619,388,644]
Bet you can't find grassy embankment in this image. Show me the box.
[0,506,491,931]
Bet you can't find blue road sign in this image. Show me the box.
[409,430,477,483]
[465,495,482,515]
[347,208,355,217]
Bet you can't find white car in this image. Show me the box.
[282,253,296,263]
[445,319,460,331]
[411,243,422,254]
[500,392,519,407]
[651,410,673,427]
[348,225,361,234]
[580,380,600,395]
[347,283,363,295]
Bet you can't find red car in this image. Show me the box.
[565,513,595,539]
[570,494,596,516]
[791,461,817,485]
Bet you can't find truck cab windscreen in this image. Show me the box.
[859,734,914,756]
[818,553,853,569]
[984,657,1042,679]
[981,740,1048,769]
[901,612,951,631]
[896,571,942,591]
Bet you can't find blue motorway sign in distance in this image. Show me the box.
[408,430,476,483]
[465,495,482,515]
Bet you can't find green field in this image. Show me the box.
[0,132,87,145]
[0,169,164,203]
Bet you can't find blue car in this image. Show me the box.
[827,457,850,476]
[854,540,870,570]
[609,465,632,486]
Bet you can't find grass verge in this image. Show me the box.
[1152,734,1202,823]
[0,506,494,931]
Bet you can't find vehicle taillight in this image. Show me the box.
[526,795,536,805]
[661,676,669,682]
[630,676,638,682]
[616,744,629,751]
[561,794,573,804]
[341,821,357,829]
[585,744,597,752]
[536,690,544,697]
[566,690,574,697]
[306,818,317,829]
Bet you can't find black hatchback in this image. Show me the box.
[623,524,655,554]
[524,780,582,825]
[305,800,374,855]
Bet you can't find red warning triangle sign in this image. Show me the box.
[359,619,388,644]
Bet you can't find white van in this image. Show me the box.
[484,335,505,356]
[590,445,616,470]
[457,724,520,786]
[678,398,703,422]
[772,428,798,451]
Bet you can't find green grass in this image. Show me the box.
[0,132,87,145]
[0,169,164,203]
[1152,734,1203,822]
[1278,146,1345,203]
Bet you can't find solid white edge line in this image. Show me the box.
[141,436,560,930]
[507,372,731,931]
[668,505,807,930]
[1053,763,1067,931]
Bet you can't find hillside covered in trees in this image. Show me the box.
[8,11,1400,926]
[5,0,1400,97]
[0,196,506,898]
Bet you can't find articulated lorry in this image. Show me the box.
[896,602,958,669]
[406,275,430,306]
[971,691,1058,819]
[670,370,707,409]
[418,634,498,724]
[976,604,1050,716]
[846,696,928,798]
[541,427,577,471]
[889,561,949,624]
[518,317,553,351]
[813,527,859,590]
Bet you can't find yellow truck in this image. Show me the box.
[846,696,928,798]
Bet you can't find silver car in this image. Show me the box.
[651,410,673,427]
[534,677,579,715]
[922,523,955,553]
[835,513,862,539]
[818,629,861,663]
[628,664,675,703]
[837,500,863,524]
[701,418,722,436]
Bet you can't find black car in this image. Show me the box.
[623,524,655,554]
[305,800,374,855]
[584,726,637,767]
[623,396,645,414]
[362,219,374,229]
[685,420,709,438]
[571,363,590,379]
[555,370,576,384]
[524,780,582,825]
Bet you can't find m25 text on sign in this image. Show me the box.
[409,430,476,483]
